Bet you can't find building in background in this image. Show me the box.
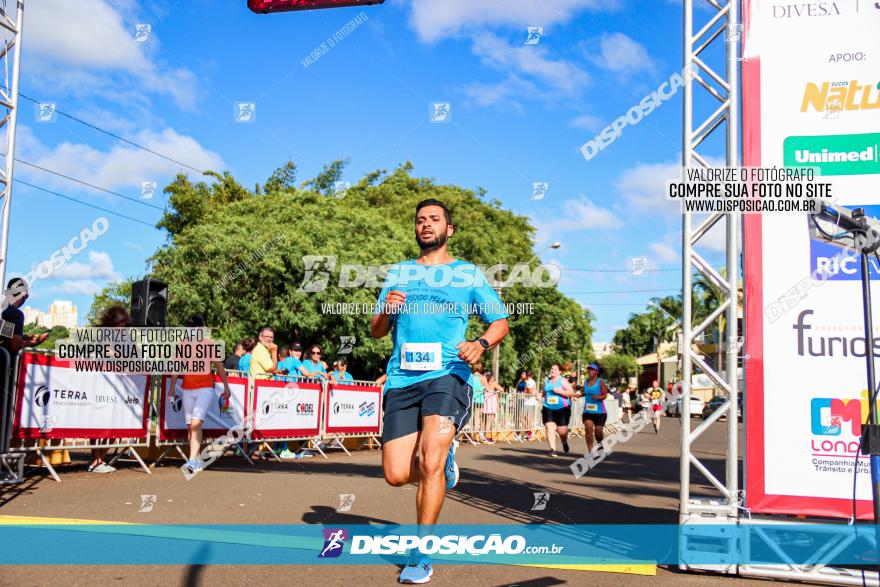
[48,301,77,329]
[592,342,613,359]
[22,306,48,327]
[21,301,78,329]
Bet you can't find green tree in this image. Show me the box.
[87,279,133,325]
[24,323,70,350]
[138,161,595,380]
[597,353,641,387]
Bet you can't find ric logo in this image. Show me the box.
[810,391,874,437]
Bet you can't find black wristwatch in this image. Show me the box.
[473,337,490,350]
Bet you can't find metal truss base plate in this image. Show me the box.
[679,498,739,574]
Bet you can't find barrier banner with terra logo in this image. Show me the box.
[324,383,381,435]
[12,353,149,439]
[250,378,322,440]
[742,0,880,518]
[159,375,248,440]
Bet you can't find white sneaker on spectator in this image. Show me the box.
[90,463,114,474]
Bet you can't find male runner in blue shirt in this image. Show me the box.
[371,199,509,584]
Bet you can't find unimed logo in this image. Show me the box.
[783,133,880,176]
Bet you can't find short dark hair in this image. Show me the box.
[187,315,204,328]
[241,337,257,352]
[415,198,452,225]
[7,277,27,290]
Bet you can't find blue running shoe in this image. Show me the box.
[445,439,459,489]
[399,556,433,584]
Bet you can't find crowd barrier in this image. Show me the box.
[0,350,629,481]
[6,350,154,481]
[459,392,623,445]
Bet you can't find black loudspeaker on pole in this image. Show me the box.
[130,278,168,327]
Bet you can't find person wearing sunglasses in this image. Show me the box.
[300,344,337,384]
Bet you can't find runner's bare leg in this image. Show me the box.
[416,414,455,524]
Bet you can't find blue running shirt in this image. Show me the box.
[582,378,607,414]
[332,370,354,382]
[376,260,509,391]
[278,356,304,377]
[543,377,570,410]
[301,359,327,379]
[238,353,252,376]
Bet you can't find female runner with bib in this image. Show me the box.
[540,363,578,457]
[581,363,610,453]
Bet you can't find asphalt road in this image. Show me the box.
[0,417,769,587]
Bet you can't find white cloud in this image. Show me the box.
[532,198,618,243]
[408,0,619,43]
[615,157,725,218]
[460,76,534,112]
[55,280,104,296]
[26,0,198,109]
[649,241,679,263]
[52,251,121,281]
[696,221,738,255]
[471,33,589,94]
[18,125,224,191]
[615,160,683,215]
[28,0,147,71]
[590,33,655,74]
[568,114,604,131]
[557,198,618,230]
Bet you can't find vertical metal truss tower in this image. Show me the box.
[0,0,23,291]
[679,0,741,572]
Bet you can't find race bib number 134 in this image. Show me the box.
[400,342,442,371]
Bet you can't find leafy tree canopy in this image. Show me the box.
[94,161,594,384]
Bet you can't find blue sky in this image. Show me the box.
[9,0,727,341]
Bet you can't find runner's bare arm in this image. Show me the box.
[597,380,610,400]
[370,290,406,338]
[558,379,578,397]
[215,359,231,398]
[456,318,509,365]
